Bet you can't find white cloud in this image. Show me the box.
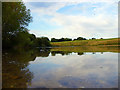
[30,13,117,39]
[27,1,118,39]
[23,0,119,2]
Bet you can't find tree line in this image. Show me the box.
[51,37,101,42]
[51,37,86,42]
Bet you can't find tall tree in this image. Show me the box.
[2,1,32,48]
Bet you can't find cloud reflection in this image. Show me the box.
[28,52,118,88]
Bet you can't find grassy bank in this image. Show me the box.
[51,38,120,47]
[51,46,120,53]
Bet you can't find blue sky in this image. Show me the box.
[24,0,118,39]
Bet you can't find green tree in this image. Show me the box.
[51,38,58,42]
[12,30,36,49]
[74,37,86,41]
[77,37,86,40]
[51,38,72,42]
[92,38,96,40]
[2,1,32,49]
[36,37,51,47]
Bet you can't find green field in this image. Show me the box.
[51,38,120,47]
[51,46,120,53]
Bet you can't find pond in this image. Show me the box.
[2,46,119,88]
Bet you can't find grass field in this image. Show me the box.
[51,46,120,53]
[51,38,120,47]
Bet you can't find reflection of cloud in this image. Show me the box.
[28,52,118,88]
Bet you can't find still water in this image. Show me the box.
[2,46,119,88]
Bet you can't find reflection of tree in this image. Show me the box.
[2,48,51,88]
[51,51,72,56]
[3,62,33,88]
[92,52,96,54]
[77,52,84,56]
[3,48,87,88]
[2,49,36,88]
[101,52,103,54]
[51,51,84,56]
[37,48,50,57]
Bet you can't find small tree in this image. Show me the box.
[51,38,58,42]
[92,38,96,40]
[36,37,51,47]
[74,37,87,40]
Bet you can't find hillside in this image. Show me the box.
[51,38,120,47]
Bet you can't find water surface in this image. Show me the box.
[2,46,119,88]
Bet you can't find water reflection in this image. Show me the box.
[2,46,119,88]
[51,51,72,56]
[78,52,84,55]
[28,52,118,88]
[37,48,50,57]
[2,49,36,88]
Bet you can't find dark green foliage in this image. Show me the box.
[2,2,33,49]
[92,38,96,40]
[51,37,87,42]
[77,37,86,40]
[51,38,58,42]
[35,37,51,47]
[14,31,37,48]
[2,2,51,49]
[59,38,72,42]
[4,30,37,49]
[51,37,100,43]
[2,2,32,39]
[73,37,86,41]
[51,38,72,42]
